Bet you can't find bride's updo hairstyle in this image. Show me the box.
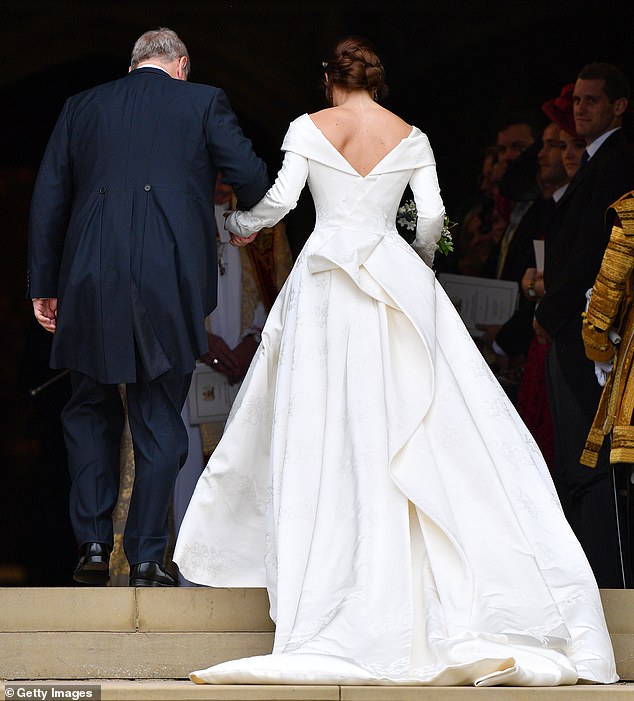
[322,37,388,105]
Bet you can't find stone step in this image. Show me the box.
[0,587,274,632]
[2,680,634,700]
[1,632,274,679]
[0,588,274,680]
[1,588,633,683]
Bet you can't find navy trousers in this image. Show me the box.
[62,369,191,566]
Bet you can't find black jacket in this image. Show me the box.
[28,68,270,383]
[535,128,634,410]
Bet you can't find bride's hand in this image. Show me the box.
[223,209,258,246]
[230,231,258,247]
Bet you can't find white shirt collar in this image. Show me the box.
[552,183,568,202]
[586,127,620,159]
[135,63,169,75]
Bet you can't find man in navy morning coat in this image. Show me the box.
[27,28,270,586]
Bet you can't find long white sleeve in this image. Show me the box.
[409,163,445,267]
[225,151,309,237]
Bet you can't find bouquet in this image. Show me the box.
[396,199,456,255]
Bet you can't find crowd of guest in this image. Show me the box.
[439,62,634,588]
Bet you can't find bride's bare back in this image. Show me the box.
[309,98,412,177]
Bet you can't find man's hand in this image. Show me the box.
[32,298,58,333]
[200,333,239,376]
[521,267,545,300]
[230,231,258,247]
[200,333,260,385]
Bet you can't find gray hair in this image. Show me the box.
[130,27,190,77]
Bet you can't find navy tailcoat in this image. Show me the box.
[28,67,270,383]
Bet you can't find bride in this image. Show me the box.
[173,37,617,687]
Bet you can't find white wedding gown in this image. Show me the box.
[173,114,617,687]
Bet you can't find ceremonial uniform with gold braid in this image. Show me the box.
[582,191,634,467]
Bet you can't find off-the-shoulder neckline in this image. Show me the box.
[304,114,416,178]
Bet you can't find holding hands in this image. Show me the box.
[230,231,258,247]
[223,209,258,247]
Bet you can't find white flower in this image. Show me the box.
[396,200,455,255]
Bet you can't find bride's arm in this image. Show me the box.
[409,163,445,267]
[225,151,309,238]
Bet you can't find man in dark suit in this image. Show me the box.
[486,122,568,378]
[534,63,634,587]
[27,28,270,586]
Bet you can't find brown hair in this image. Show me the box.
[578,62,631,103]
[322,37,387,105]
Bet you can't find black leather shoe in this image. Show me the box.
[73,542,110,585]
[129,561,177,587]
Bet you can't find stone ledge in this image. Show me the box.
[0,632,274,679]
[610,633,634,681]
[0,587,273,633]
[1,589,634,682]
[340,683,634,700]
[601,590,634,634]
[136,588,274,632]
[0,588,136,632]
[2,680,634,701]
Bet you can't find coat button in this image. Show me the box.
[144,184,151,192]
[98,187,106,194]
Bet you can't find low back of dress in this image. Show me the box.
[291,115,433,237]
